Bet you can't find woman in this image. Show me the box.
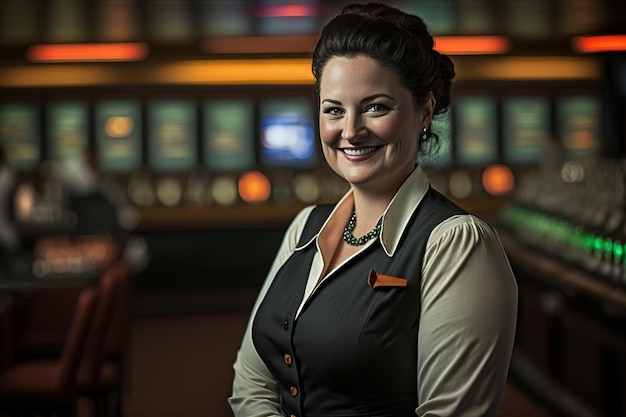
[229,3,517,416]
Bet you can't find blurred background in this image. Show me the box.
[0,1,625,416]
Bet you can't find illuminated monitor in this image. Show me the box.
[602,56,626,156]
[418,109,453,168]
[200,2,251,37]
[145,0,193,42]
[0,103,40,170]
[260,97,316,168]
[454,96,498,166]
[257,3,320,35]
[401,0,454,34]
[557,95,601,157]
[95,100,142,173]
[203,99,255,172]
[47,101,89,161]
[502,96,550,164]
[147,100,197,172]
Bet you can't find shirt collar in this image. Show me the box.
[295,166,431,257]
[380,165,430,256]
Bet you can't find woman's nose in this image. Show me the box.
[341,114,366,141]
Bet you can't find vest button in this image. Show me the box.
[283,354,292,365]
[289,386,298,397]
[283,320,289,330]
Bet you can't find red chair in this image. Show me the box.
[78,259,133,417]
[103,259,134,417]
[9,259,134,417]
[0,286,99,416]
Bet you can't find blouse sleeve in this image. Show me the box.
[228,206,315,417]
[416,215,518,417]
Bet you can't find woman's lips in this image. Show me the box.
[341,146,382,161]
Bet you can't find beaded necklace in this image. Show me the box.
[342,210,382,246]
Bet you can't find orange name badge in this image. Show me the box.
[367,269,408,289]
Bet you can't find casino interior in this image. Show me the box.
[0,0,625,416]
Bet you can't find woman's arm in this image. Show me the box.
[229,206,315,417]
[416,215,518,417]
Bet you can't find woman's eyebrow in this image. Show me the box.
[321,94,396,106]
[361,94,396,103]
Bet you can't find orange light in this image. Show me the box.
[27,42,149,62]
[203,35,510,56]
[157,59,315,85]
[434,36,511,55]
[573,35,626,53]
[238,171,271,203]
[259,4,318,17]
[0,56,599,88]
[482,164,515,196]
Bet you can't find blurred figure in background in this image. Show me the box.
[59,151,149,274]
[61,151,138,240]
[0,146,20,261]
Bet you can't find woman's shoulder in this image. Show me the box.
[429,213,501,246]
[280,205,323,249]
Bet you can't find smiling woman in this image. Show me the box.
[229,3,518,417]
[318,56,428,206]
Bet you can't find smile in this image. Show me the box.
[342,146,380,156]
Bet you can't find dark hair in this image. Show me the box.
[312,2,455,144]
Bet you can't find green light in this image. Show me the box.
[572,227,585,248]
[603,238,613,254]
[593,237,603,251]
[614,241,624,260]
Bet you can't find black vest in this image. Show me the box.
[252,188,465,417]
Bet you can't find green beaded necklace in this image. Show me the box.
[342,210,383,246]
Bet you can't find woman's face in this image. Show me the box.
[318,55,433,194]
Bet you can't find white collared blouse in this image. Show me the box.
[229,165,518,417]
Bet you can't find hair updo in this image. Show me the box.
[312,2,455,141]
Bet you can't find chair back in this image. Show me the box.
[53,286,99,392]
[78,262,122,388]
[104,260,134,361]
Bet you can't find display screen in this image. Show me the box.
[203,99,255,172]
[0,0,39,44]
[557,95,600,156]
[200,2,251,37]
[145,0,193,42]
[95,100,142,173]
[257,2,320,35]
[610,59,626,154]
[47,101,89,161]
[260,97,316,168]
[0,103,40,170]
[418,109,453,168]
[502,96,550,164]
[454,96,498,166]
[401,0,454,34]
[148,100,197,172]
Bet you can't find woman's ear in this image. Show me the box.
[422,91,436,125]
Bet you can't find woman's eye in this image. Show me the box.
[322,107,343,116]
[365,103,389,113]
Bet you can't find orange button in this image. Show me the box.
[290,415,296,417]
[283,354,292,365]
[290,386,298,397]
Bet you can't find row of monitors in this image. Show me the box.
[0,97,316,173]
[0,94,601,173]
[0,0,608,46]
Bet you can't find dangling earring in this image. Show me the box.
[420,127,428,141]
